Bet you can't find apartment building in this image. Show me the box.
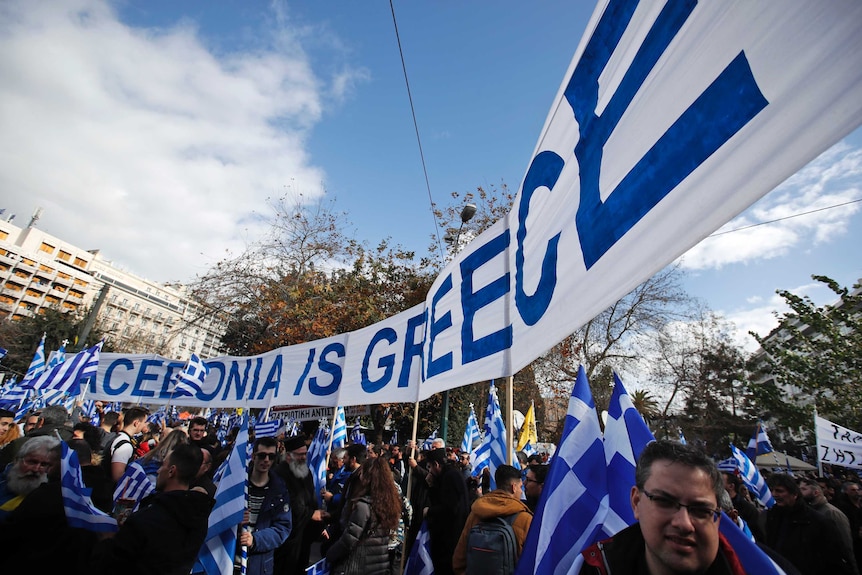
[0,217,226,359]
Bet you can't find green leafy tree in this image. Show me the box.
[750,275,862,433]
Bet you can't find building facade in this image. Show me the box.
[0,218,226,359]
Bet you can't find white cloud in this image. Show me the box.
[679,142,862,271]
[0,0,332,282]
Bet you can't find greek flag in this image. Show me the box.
[60,441,119,532]
[515,366,608,575]
[472,381,513,489]
[461,404,480,454]
[23,341,102,394]
[403,520,433,575]
[147,407,167,427]
[331,407,347,449]
[307,425,329,506]
[197,414,249,575]
[421,429,438,451]
[305,558,331,575]
[730,444,775,508]
[0,377,27,410]
[718,509,788,575]
[46,341,67,369]
[172,353,209,398]
[603,373,654,534]
[389,430,399,446]
[254,419,280,438]
[22,333,46,383]
[746,421,774,460]
[678,428,687,445]
[0,346,6,360]
[40,388,68,407]
[113,461,155,510]
[350,418,367,445]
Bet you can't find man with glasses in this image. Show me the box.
[0,435,59,520]
[242,436,292,575]
[580,440,743,575]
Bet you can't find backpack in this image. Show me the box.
[465,513,519,575]
[101,434,132,479]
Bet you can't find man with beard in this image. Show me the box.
[274,436,329,575]
[0,435,59,520]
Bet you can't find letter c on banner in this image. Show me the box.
[362,327,397,393]
[104,358,133,395]
[515,150,563,326]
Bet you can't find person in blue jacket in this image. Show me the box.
[242,436,292,575]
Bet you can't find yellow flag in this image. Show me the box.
[516,401,538,452]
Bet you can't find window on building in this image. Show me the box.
[73,257,87,268]
[39,242,55,254]
[57,251,71,262]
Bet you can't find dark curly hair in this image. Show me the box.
[353,456,401,531]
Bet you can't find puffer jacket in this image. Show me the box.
[326,496,391,575]
[452,490,533,575]
[247,471,293,575]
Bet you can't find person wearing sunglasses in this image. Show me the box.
[241,436,293,575]
[580,440,741,575]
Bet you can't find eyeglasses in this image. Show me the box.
[524,478,540,484]
[641,489,720,523]
[255,452,277,461]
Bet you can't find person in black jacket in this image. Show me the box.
[424,448,469,575]
[93,443,213,575]
[765,473,857,575]
[274,435,328,575]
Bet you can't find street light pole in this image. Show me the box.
[440,203,477,445]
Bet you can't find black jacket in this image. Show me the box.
[765,500,858,575]
[326,496,391,575]
[93,489,213,575]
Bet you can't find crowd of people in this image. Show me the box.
[3,402,860,575]
[0,404,551,575]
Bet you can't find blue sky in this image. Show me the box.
[1,0,859,354]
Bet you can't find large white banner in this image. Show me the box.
[90,0,862,408]
[816,415,862,469]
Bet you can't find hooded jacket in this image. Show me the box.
[452,489,533,575]
[93,489,213,575]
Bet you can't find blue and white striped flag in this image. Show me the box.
[471,381,512,489]
[746,421,774,460]
[0,377,27,411]
[147,407,167,427]
[305,558,331,575]
[515,366,608,575]
[307,425,329,507]
[254,419,280,438]
[403,520,434,575]
[60,441,119,533]
[39,388,67,408]
[24,341,102,394]
[461,404,480,455]
[730,444,775,508]
[350,418,367,445]
[113,460,156,510]
[46,341,67,369]
[22,333,46,383]
[603,373,655,535]
[718,509,788,575]
[172,353,209,398]
[389,430,399,446]
[421,429,438,451]
[197,413,249,575]
[0,346,7,360]
[331,407,347,449]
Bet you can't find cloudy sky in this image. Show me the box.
[1,0,859,354]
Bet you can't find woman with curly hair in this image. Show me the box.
[326,455,401,575]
